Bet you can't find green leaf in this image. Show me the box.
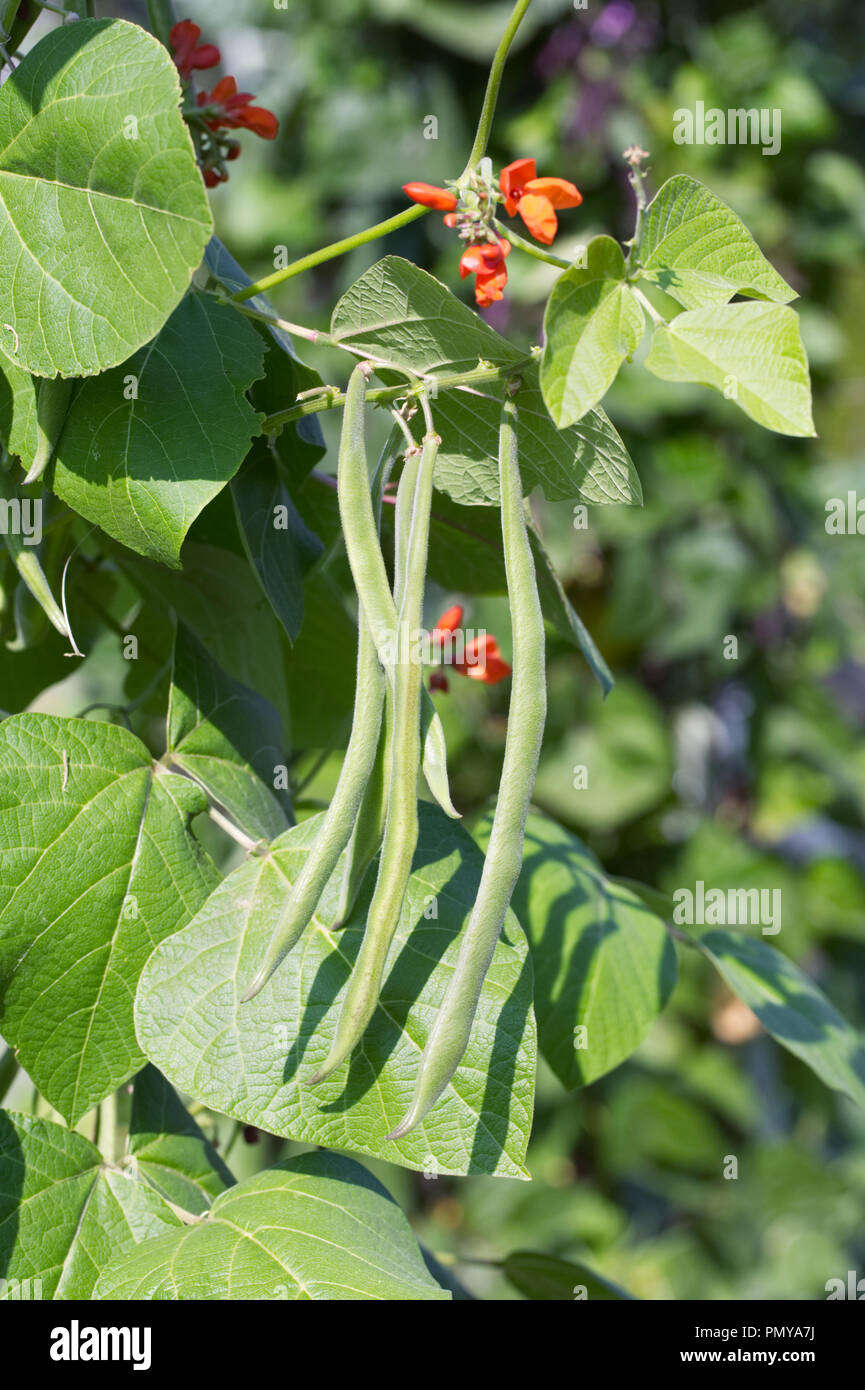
[331,257,641,507]
[435,370,640,507]
[230,440,324,644]
[0,1110,182,1299]
[0,714,219,1123]
[52,293,265,567]
[128,1065,233,1214]
[541,236,644,426]
[0,19,211,379]
[167,622,291,843]
[503,1249,636,1301]
[94,1151,449,1300]
[135,802,536,1178]
[117,542,292,737]
[203,236,325,481]
[284,570,359,747]
[0,366,72,480]
[645,301,815,437]
[476,810,676,1089]
[639,174,796,309]
[698,931,865,1109]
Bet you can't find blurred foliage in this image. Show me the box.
[4,0,864,1300]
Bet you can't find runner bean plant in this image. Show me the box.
[0,0,852,1304]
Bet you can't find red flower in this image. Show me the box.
[428,605,511,689]
[169,20,220,78]
[499,158,582,245]
[455,634,512,684]
[197,76,279,140]
[459,237,511,307]
[403,182,458,212]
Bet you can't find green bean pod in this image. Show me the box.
[241,387,397,999]
[387,393,546,1140]
[337,364,400,662]
[331,680,392,926]
[310,429,440,1083]
[240,610,385,1001]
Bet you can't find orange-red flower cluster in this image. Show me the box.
[196,77,279,141]
[459,237,511,307]
[170,21,278,189]
[499,158,582,244]
[403,156,581,306]
[428,604,511,693]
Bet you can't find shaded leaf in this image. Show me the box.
[167,622,291,843]
[503,1249,636,1301]
[699,931,865,1109]
[230,441,324,644]
[52,293,266,566]
[475,810,676,1089]
[128,1065,233,1214]
[204,236,325,480]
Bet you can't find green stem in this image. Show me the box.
[631,285,666,327]
[262,355,534,433]
[98,1090,117,1164]
[145,0,177,47]
[231,205,430,303]
[462,0,534,174]
[492,218,570,269]
[0,1044,19,1105]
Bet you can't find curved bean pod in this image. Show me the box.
[240,611,385,1001]
[386,392,546,1139]
[241,396,399,999]
[310,429,440,1083]
[332,681,392,926]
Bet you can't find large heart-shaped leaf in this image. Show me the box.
[476,810,676,1089]
[645,301,815,437]
[638,175,796,310]
[541,236,644,427]
[128,1066,234,1215]
[0,714,219,1123]
[331,257,641,507]
[135,803,536,1178]
[0,19,211,379]
[167,622,291,844]
[52,293,265,566]
[0,1110,182,1299]
[94,1152,450,1300]
[699,931,865,1109]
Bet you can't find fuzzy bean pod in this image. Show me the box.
[241,610,386,1001]
[310,428,440,1083]
[241,381,396,1000]
[387,392,546,1139]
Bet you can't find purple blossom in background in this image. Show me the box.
[591,1,636,48]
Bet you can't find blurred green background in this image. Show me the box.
[6,0,865,1299]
